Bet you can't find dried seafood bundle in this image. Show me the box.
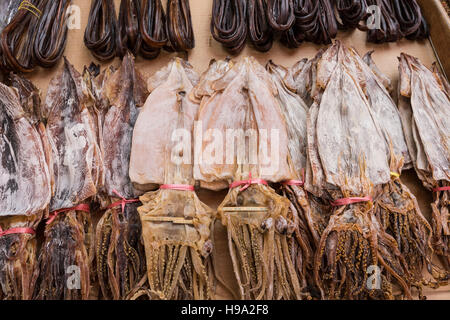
[140,0,167,59]
[1,0,71,72]
[33,0,71,68]
[130,59,213,300]
[391,0,429,40]
[211,0,247,54]
[343,47,437,289]
[334,0,367,30]
[266,0,295,32]
[305,42,416,299]
[118,0,142,57]
[283,0,338,48]
[0,75,51,300]
[248,0,273,52]
[95,53,149,300]
[0,0,44,73]
[398,53,450,271]
[166,0,195,52]
[32,59,103,300]
[364,0,402,43]
[266,60,316,297]
[85,0,121,61]
[193,57,302,299]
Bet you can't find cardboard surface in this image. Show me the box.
[20,0,449,299]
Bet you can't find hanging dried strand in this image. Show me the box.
[33,0,71,68]
[84,0,121,61]
[266,0,295,32]
[118,0,142,57]
[211,0,247,54]
[248,0,273,52]
[391,0,429,40]
[140,0,167,59]
[282,0,337,47]
[166,0,195,52]
[0,0,44,73]
[364,0,402,43]
[335,0,368,30]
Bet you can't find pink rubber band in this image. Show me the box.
[331,196,373,207]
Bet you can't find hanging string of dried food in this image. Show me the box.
[398,53,450,274]
[334,0,367,30]
[391,0,429,40]
[32,59,103,300]
[166,0,195,52]
[248,0,273,51]
[0,74,51,300]
[211,0,247,54]
[364,0,402,43]
[0,0,44,73]
[95,53,149,300]
[33,0,71,68]
[140,0,167,59]
[282,0,337,47]
[84,0,120,61]
[266,0,295,32]
[1,0,72,72]
[118,0,142,57]
[130,59,213,300]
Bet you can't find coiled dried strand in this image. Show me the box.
[365,0,402,43]
[391,0,429,40]
[211,0,247,54]
[118,0,142,57]
[335,0,368,30]
[267,0,295,32]
[84,0,120,61]
[0,0,44,73]
[140,0,167,59]
[33,0,71,68]
[248,0,274,52]
[166,0,195,52]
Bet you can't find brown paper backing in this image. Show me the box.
[20,0,449,300]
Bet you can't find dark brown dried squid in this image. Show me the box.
[248,0,274,52]
[166,0,195,52]
[84,0,121,61]
[391,0,429,40]
[0,0,44,73]
[33,0,71,68]
[334,0,368,30]
[364,0,402,43]
[118,0,142,57]
[140,0,167,59]
[211,0,247,54]
[266,0,295,32]
[282,0,337,47]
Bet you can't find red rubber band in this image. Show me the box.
[47,203,90,225]
[107,189,140,213]
[230,173,268,192]
[331,196,373,207]
[160,184,195,191]
[433,186,450,192]
[282,169,306,187]
[0,227,35,238]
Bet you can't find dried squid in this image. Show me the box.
[306,42,413,299]
[32,59,103,300]
[266,60,316,297]
[0,75,51,300]
[398,53,450,272]
[193,57,302,299]
[95,53,149,300]
[131,59,213,300]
